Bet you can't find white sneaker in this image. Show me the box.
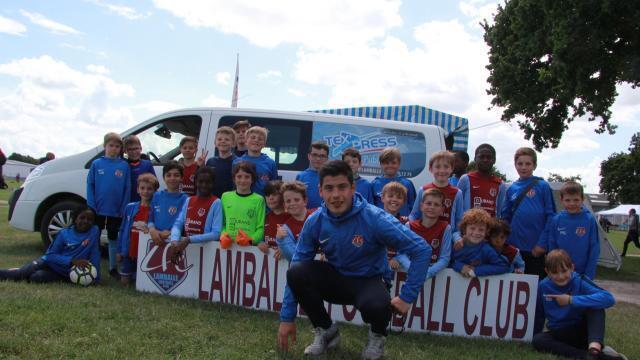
[602,345,628,360]
[304,323,340,356]
[361,329,385,360]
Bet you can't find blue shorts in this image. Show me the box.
[119,256,137,278]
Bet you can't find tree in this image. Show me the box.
[483,0,640,151]
[8,152,38,165]
[547,173,582,183]
[599,132,640,204]
[467,161,508,182]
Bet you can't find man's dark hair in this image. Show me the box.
[309,141,329,154]
[319,160,353,186]
[163,160,184,177]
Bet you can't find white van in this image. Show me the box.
[9,107,447,245]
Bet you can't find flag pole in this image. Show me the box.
[231,53,239,108]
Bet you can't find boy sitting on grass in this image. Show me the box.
[533,249,626,360]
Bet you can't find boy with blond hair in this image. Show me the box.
[541,181,599,279]
[411,151,463,235]
[205,126,237,198]
[342,148,373,203]
[501,147,555,278]
[87,132,130,278]
[380,182,410,281]
[371,147,416,217]
[451,208,509,277]
[117,173,158,284]
[124,135,156,202]
[232,119,251,157]
[232,126,278,195]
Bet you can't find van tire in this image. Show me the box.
[40,201,83,246]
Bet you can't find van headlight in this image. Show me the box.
[24,165,44,184]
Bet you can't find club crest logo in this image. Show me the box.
[115,169,123,177]
[140,240,193,294]
[431,238,440,248]
[82,239,89,246]
[197,207,206,217]
[576,227,586,237]
[444,199,452,208]
[490,188,497,197]
[247,209,256,218]
[168,206,177,216]
[352,235,364,247]
[189,174,195,182]
[527,188,536,198]
[261,174,270,181]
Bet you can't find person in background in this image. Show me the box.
[342,147,373,203]
[38,152,55,164]
[232,119,251,157]
[296,141,329,209]
[449,150,469,186]
[205,126,237,198]
[124,135,156,203]
[621,208,640,257]
[371,147,416,217]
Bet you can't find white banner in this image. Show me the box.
[137,235,538,341]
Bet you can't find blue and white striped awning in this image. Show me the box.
[311,105,469,151]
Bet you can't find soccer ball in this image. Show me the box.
[69,263,98,286]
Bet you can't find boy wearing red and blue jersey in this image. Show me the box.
[542,181,600,279]
[457,144,505,218]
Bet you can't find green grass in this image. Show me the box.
[598,231,640,282]
[0,179,21,202]
[0,187,638,358]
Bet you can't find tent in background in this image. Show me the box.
[597,205,640,228]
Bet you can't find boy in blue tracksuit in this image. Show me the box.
[148,162,189,245]
[277,161,430,359]
[124,135,156,203]
[342,148,374,203]
[371,147,416,217]
[117,173,158,284]
[232,126,278,195]
[296,141,329,209]
[533,250,626,360]
[205,126,237,198]
[0,206,101,284]
[542,181,600,279]
[451,208,509,277]
[501,147,555,278]
[87,132,130,279]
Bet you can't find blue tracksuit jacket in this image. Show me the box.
[451,240,510,276]
[147,190,189,232]
[534,272,614,333]
[543,207,600,279]
[42,225,101,282]
[501,176,556,252]
[87,156,130,217]
[280,193,431,322]
[355,176,374,204]
[296,168,322,209]
[128,159,155,202]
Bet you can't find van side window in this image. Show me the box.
[218,116,311,171]
[135,115,202,164]
[312,122,426,178]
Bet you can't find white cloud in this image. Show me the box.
[0,15,27,36]
[60,43,108,58]
[152,0,402,49]
[201,94,228,107]
[0,56,135,157]
[538,157,603,193]
[86,64,110,75]
[87,0,151,20]
[215,72,230,85]
[288,88,306,97]
[258,70,282,80]
[458,0,499,28]
[20,10,81,35]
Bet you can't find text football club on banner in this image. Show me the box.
[137,235,538,341]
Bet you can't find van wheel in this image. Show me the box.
[40,201,82,246]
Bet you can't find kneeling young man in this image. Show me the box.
[277,161,431,360]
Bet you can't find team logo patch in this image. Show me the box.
[168,206,177,216]
[189,174,195,182]
[431,238,440,249]
[140,240,193,294]
[247,209,256,218]
[115,169,123,177]
[527,188,536,198]
[197,208,206,217]
[444,199,452,208]
[352,235,364,247]
[489,188,497,197]
[82,239,89,246]
[473,197,482,208]
[576,227,586,237]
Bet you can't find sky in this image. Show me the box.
[0,0,638,193]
